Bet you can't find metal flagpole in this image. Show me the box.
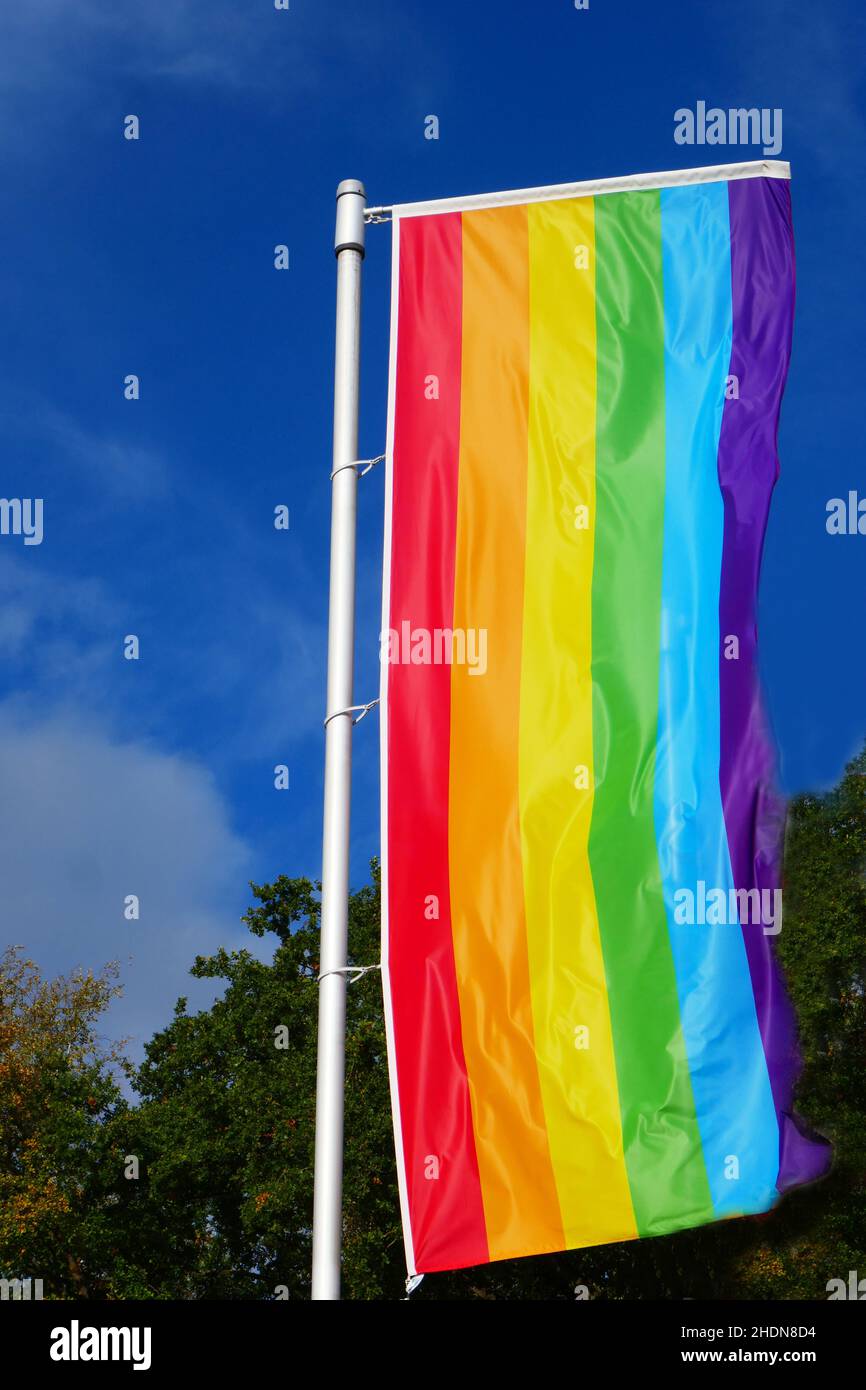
[311,179,366,1301]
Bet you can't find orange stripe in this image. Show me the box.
[449,205,565,1260]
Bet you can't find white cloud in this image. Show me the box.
[0,707,258,1059]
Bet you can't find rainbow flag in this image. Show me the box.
[379,161,829,1277]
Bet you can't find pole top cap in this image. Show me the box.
[336,179,366,199]
[335,180,367,258]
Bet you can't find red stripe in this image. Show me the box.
[387,211,489,1271]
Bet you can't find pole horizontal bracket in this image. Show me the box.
[317,963,381,986]
[330,453,385,482]
[323,698,379,730]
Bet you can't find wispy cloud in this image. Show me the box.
[0,529,327,761]
[1,397,170,502]
[0,0,284,94]
[0,0,416,128]
[42,405,171,501]
[730,1,866,173]
[0,553,118,696]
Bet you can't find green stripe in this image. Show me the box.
[588,190,713,1236]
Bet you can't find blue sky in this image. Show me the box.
[1,0,864,1054]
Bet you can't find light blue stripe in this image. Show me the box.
[656,183,778,1216]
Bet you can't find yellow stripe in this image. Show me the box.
[521,197,637,1246]
[450,205,565,1260]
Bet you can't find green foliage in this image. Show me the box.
[121,864,402,1299]
[2,747,864,1299]
[0,950,129,1297]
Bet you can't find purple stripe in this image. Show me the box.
[718,177,830,1191]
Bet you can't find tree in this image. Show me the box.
[0,949,125,1297]
[124,864,402,1299]
[717,744,866,1298]
[4,747,863,1298]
